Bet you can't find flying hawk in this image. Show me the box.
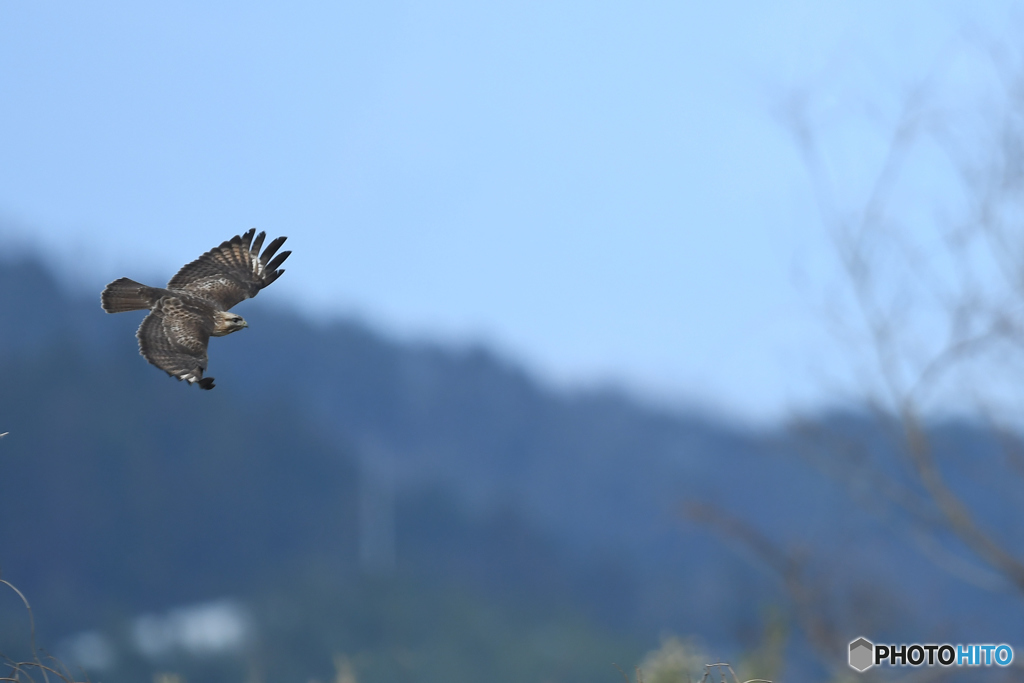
[101,229,290,390]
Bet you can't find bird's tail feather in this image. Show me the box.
[101,278,155,313]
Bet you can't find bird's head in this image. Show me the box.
[213,311,249,336]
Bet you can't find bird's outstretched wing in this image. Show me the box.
[137,297,216,390]
[167,228,290,310]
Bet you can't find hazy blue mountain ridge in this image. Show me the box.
[1,255,1021,682]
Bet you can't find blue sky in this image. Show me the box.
[1,1,1020,421]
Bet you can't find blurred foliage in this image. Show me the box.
[3,572,643,683]
[247,572,643,683]
[638,635,712,683]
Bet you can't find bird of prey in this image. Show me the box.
[101,229,290,390]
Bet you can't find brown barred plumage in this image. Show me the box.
[100,229,290,390]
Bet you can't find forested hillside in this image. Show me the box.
[1,256,1019,682]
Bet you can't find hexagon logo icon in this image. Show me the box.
[849,637,874,672]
